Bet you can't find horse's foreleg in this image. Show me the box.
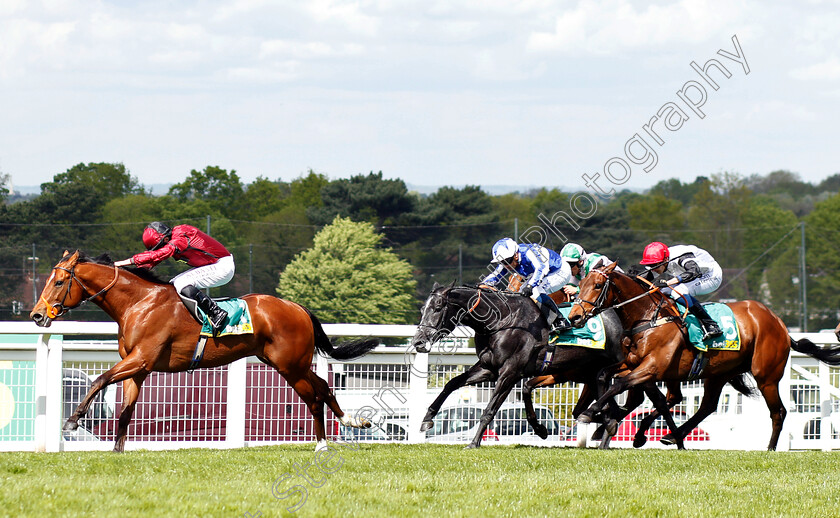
[421,362,495,432]
[64,351,149,432]
[660,377,725,447]
[633,381,683,448]
[642,382,685,450]
[466,372,520,449]
[113,373,148,453]
[579,363,657,425]
[522,375,557,440]
[596,386,646,449]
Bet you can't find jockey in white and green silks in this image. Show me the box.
[559,243,623,297]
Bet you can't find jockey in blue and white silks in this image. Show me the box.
[481,238,572,331]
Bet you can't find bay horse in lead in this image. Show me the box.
[30,251,377,452]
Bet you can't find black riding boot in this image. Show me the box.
[537,293,570,332]
[688,302,722,341]
[182,285,228,331]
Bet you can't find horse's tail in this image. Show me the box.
[304,307,380,360]
[790,337,840,366]
[728,373,757,397]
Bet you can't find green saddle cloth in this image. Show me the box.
[199,298,253,337]
[548,306,607,349]
[675,302,741,352]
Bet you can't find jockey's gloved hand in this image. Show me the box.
[519,285,533,297]
[653,277,670,288]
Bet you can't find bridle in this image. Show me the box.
[417,285,518,338]
[571,268,613,321]
[572,267,689,334]
[40,260,120,320]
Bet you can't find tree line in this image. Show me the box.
[1,163,838,330]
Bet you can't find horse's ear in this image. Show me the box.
[594,258,604,270]
[448,279,456,288]
[62,250,70,257]
[432,282,442,291]
[605,260,618,273]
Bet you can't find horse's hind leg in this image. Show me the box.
[287,371,329,451]
[522,375,557,440]
[113,373,148,453]
[64,351,149,432]
[756,379,787,451]
[305,370,369,430]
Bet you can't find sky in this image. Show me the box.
[1,0,838,193]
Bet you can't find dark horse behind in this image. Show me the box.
[410,282,642,448]
[30,251,379,452]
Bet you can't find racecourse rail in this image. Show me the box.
[1,322,838,452]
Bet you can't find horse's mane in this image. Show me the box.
[76,251,171,285]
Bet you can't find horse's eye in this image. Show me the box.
[55,280,64,287]
[594,283,604,289]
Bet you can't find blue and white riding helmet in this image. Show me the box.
[491,238,518,264]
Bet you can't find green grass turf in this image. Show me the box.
[2,444,840,517]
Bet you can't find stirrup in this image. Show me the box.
[687,351,707,381]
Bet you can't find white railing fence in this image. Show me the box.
[1,322,838,452]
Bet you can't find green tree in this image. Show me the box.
[46,162,145,200]
[277,216,417,324]
[169,166,245,217]
[307,171,417,227]
[628,194,686,241]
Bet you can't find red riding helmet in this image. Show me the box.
[142,221,172,251]
[640,241,669,265]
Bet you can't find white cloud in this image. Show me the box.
[527,0,754,55]
[791,56,840,81]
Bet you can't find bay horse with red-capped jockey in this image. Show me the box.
[569,261,840,450]
[30,250,378,452]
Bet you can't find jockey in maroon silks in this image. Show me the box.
[114,222,235,331]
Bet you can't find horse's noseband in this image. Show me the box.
[41,261,119,319]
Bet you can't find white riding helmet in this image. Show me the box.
[491,238,518,264]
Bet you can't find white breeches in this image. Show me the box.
[171,255,235,293]
[670,264,722,299]
[532,269,569,297]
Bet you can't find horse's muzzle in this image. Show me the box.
[29,310,52,328]
[568,313,583,327]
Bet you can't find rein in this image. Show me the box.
[574,267,686,337]
[418,285,523,338]
[41,262,120,319]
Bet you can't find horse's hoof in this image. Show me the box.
[591,425,605,441]
[605,420,618,437]
[633,434,648,448]
[534,424,548,440]
[577,413,593,425]
[420,420,433,432]
[63,419,79,432]
[660,433,675,446]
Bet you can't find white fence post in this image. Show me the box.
[226,358,247,448]
[819,361,832,452]
[33,333,50,452]
[407,351,429,444]
[45,335,63,452]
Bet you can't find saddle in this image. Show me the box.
[178,293,233,325]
